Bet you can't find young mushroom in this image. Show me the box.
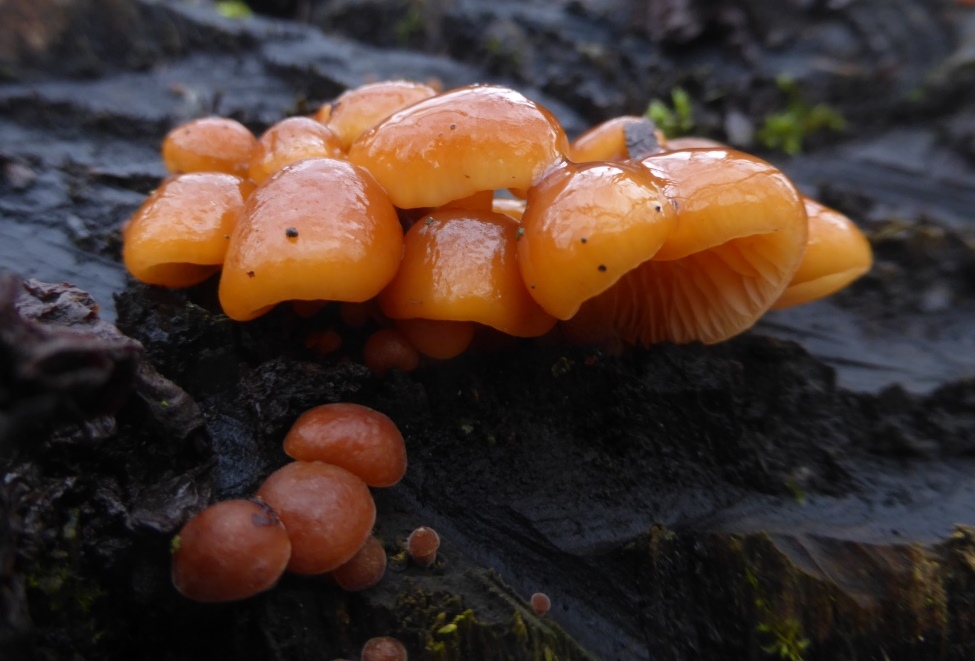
[170,499,291,602]
[360,636,408,661]
[330,535,387,592]
[283,403,407,488]
[407,526,440,568]
[257,461,376,575]
[218,158,403,321]
[348,84,569,208]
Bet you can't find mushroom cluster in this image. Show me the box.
[124,80,872,363]
[171,402,405,602]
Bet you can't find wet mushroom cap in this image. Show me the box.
[530,592,552,615]
[122,172,253,287]
[379,209,557,337]
[325,80,439,151]
[772,197,872,309]
[248,116,345,184]
[395,318,475,360]
[571,147,807,345]
[363,328,421,376]
[569,115,653,162]
[257,461,376,575]
[330,535,387,591]
[348,84,569,208]
[283,403,407,488]
[360,636,408,661]
[162,116,257,177]
[170,499,291,602]
[517,161,677,320]
[218,158,403,321]
[407,526,440,567]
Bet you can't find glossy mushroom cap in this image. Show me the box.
[569,115,665,162]
[218,158,403,321]
[162,116,257,177]
[122,173,253,287]
[395,318,475,360]
[348,84,569,208]
[407,526,440,568]
[171,499,291,602]
[257,461,376,575]
[283,403,407,488]
[570,147,807,345]
[360,636,408,661]
[325,80,439,151]
[772,197,872,309]
[363,328,421,376]
[517,161,677,320]
[248,117,345,184]
[379,209,556,337]
[331,535,387,591]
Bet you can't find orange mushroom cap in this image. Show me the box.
[569,115,665,162]
[248,116,345,184]
[218,158,404,321]
[257,461,376,575]
[379,209,557,337]
[771,197,872,309]
[517,161,677,320]
[326,80,439,151]
[395,318,475,360]
[330,535,387,591]
[283,403,407,488]
[162,116,257,177]
[567,147,807,345]
[360,636,408,661]
[363,328,421,376]
[348,84,569,208]
[122,173,253,288]
[171,499,291,602]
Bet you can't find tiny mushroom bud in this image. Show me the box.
[530,592,551,616]
[360,636,408,661]
[395,318,475,360]
[363,328,421,376]
[330,535,387,591]
[257,461,376,575]
[283,403,407,488]
[162,116,257,177]
[171,499,291,602]
[218,158,404,321]
[348,84,568,208]
[248,116,345,184]
[122,173,253,287]
[407,526,440,568]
